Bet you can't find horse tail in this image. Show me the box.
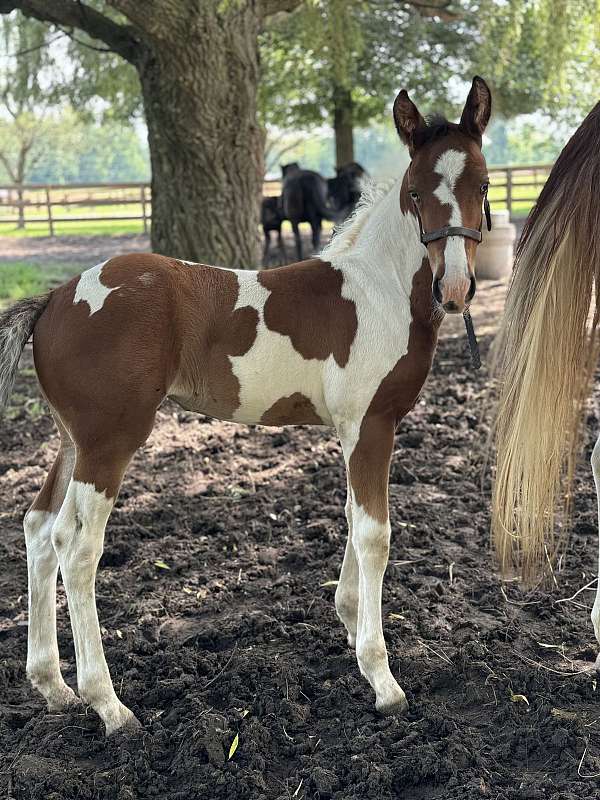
[0,293,51,413]
[491,100,600,583]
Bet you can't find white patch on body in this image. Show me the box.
[229,272,333,425]
[138,272,155,285]
[433,149,469,282]
[73,261,119,316]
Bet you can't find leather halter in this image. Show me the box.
[413,193,492,245]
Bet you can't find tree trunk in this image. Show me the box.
[137,3,264,267]
[333,85,355,168]
[16,185,25,229]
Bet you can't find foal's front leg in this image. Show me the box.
[335,476,359,647]
[339,416,408,714]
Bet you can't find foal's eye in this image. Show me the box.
[410,190,420,202]
[480,182,489,194]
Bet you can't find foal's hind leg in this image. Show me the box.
[52,443,145,735]
[25,422,77,711]
[335,473,359,647]
[590,435,600,666]
[339,415,408,715]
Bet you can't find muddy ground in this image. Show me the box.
[1,274,600,799]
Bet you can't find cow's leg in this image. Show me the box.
[590,435,600,668]
[291,220,303,261]
[340,415,408,715]
[25,424,78,711]
[51,444,141,736]
[335,473,359,647]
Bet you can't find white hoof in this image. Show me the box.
[46,683,81,713]
[103,703,141,737]
[375,684,409,716]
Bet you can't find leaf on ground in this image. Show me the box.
[228,733,239,760]
[320,580,339,587]
[154,560,171,570]
[510,692,529,706]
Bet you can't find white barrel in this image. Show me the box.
[476,209,517,279]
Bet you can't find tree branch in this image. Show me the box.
[0,150,17,182]
[0,0,140,63]
[261,0,304,19]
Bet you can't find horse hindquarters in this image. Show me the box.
[29,256,174,734]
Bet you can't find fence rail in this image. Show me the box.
[0,165,552,236]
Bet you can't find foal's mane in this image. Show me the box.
[321,177,398,259]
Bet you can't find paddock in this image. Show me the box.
[1,275,599,798]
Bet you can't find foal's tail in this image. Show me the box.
[492,100,600,583]
[0,293,51,413]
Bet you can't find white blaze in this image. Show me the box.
[433,149,468,282]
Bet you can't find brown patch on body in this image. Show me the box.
[33,254,258,497]
[348,258,441,522]
[258,259,357,367]
[260,392,324,426]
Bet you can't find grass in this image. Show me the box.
[0,202,148,238]
[0,261,82,305]
[0,218,146,238]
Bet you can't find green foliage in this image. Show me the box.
[259,0,480,130]
[477,0,600,117]
[0,261,46,301]
[0,261,82,302]
[483,117,569,166]
[0,106,149,184]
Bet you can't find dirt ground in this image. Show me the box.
[2,255,600,799]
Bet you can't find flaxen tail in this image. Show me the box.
[0,294,51,413]
[492,100,600,583]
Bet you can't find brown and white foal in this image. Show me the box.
[0,77,491,735]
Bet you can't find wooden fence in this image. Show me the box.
[0,165,552,236]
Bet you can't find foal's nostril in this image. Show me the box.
[466,275,476,303]
[442,301,459,313]
[432,277,443,304]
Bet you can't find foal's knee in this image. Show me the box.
[353,509,390,563]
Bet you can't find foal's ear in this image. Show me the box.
[460,76,492,143]
[393,90,426,156]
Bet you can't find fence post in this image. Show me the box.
[45,187,54,236]
[506,168,513,219]
[140,185,148,234]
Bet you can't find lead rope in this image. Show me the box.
[462,191,489,370]
[463,309,481,370]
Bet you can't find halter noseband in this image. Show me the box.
[413,192,492,245]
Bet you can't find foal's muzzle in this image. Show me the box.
[432,274,476,314]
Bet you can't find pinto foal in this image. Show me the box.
[0,78,492,735]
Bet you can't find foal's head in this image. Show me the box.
[394,77,492,313]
